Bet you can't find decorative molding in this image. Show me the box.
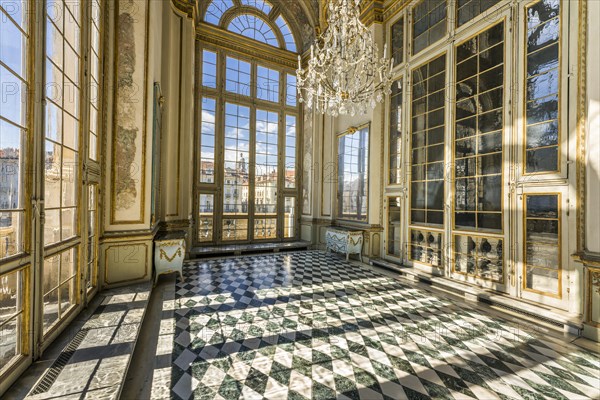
[167,16,184,218]
[101,225,159,240]
[591,270,600,295]
[196,23,298,69]
[161,219,193,231]
[160,247,183,262]
[383,0,411,23]
[586,267,600,327]
[110,0,150,225]
[219,7,287,49]
[360,0,385,25]
[103,242,150,285]
[576,0,587,254]
[574,252,600,268]
[171,0,197,20]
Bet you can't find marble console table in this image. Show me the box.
[325,227,363,262]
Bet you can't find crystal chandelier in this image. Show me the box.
[296,0,394,116]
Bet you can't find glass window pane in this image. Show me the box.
[43,289,59,332]
[222,219,248,241]
[389,79,402,185]
[254,218,277,240]
[257,65,279,102]
[391,17,404,65]
[87,185,98,290]
[198,194,214,242]
[524,194,560,294]
[454,23,504,232]
[453,234,503,281]
[197,46,297,243]
[200,97,216,183]
[387,197,402,257]
[275,16,296,52]
[456,0,501,27]
[284,197,295,238]
[228,14,279,48]
[0,268,23,373]
[226,56,251,96]
[286,74,297,106]
[285,115,296,188]
[0,1,28,30]
[410,228,442,266]
[338,127,369,221]
[0,12,26,77]
[412,0,447,55]
[204,0,234,25]
[255,110,278,218]
[410,54,445,226]
[525,0,560,174]
[0,65,26,127]
[223,103,250,219]
[43,246,78,334]
[202,50,217,88]
[88,0,101,161]
[43,1,81,249]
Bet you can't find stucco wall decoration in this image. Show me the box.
[111,0,150,224]
[281,0,314,51]
[302,111,313,215]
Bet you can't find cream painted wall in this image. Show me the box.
[332,24,385,228]
[101,0,169,287]
[161,3,195,229]
[313,23,386,257]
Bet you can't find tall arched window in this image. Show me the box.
[197,1,300,245]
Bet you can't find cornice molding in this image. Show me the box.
[172,0,197,20]
[360,0,385,26]
[196,22,298,69]
[383,0,411,22]
[101,225,160,240]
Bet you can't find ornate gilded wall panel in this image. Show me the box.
[111,0,150,224]
[102,240,151,286]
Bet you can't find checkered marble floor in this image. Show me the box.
[169,251,600,400]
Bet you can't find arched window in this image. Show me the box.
[275,16,296,52]
[228,15,278,47]
[205,0,234,25]
[202,0,298,53]
[197,1,301,245]
[240,0,272,15]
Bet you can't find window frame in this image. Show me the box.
[195,44,300,245]
[451,19,506,234]
[201,0,299,54]
[522,192,563,299]
[410,0,448,56]
[383,1,571,303]
[408,52,447,228]
[521,0,564,177]
[336,124,370,223]
[388,75,404,186]
[0,0,32,264]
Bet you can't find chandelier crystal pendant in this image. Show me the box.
[296,0,394,117]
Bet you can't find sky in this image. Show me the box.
[1,2,26,150]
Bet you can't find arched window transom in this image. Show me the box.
[228,15,279,47]
[203,0,298,53]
